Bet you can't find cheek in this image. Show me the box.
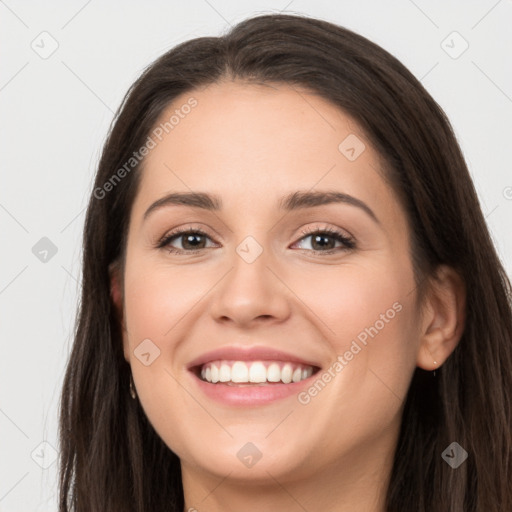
[290,260,418,403]
[287,273,417,458]
[122,258,212,455]
[287,261,411,350]
[123,257,207,342]
[328,277,409,357]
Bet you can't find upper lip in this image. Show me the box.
[186,346,322,370]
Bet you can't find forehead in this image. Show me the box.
[132,81,402,227]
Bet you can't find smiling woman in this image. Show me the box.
[58,12,512,512]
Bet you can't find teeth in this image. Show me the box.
[219,363,230,382]
[249,361,267,383]
[210,364,219,383]
[267,363,281,382]
[281,364,293,384]
[199,360,314,384]
[231,361,248,382]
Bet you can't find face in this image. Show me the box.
[114,81,425,485]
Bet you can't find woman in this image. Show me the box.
[58,12,512,511]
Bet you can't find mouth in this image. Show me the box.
[186,346,322,406]
[191,360,319,386]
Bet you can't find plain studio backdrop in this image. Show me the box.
[0,1,511,510]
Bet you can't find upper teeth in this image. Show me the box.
[200,360,314,384]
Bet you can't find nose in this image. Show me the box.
[209,244,291,328]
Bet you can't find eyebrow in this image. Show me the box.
[143,190,380,225]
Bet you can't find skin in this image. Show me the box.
[110,81,466,512]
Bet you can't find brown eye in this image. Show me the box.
[158,229,215,254]
[294,226,355,253]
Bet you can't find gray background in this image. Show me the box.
[1,1,511,510]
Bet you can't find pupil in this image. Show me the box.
[313,234,333,250]
[184,234,204,249]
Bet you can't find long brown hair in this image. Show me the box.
[58,13,512,511]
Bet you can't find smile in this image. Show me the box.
[200,360,315,385]
[187,345,323,406]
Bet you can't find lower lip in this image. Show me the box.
[190,371,317,406]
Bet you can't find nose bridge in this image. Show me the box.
[210,230,290,325]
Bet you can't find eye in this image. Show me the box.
[156,225,356,255]
[157,227,217,254]
[292,225,356,254]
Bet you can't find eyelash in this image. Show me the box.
[156,225,356,256]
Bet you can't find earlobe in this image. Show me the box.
[416,265,466,371]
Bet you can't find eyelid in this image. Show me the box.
[295,224,354,241]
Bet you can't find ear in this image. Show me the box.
[416,265,466,371]
[109,261,130,363]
